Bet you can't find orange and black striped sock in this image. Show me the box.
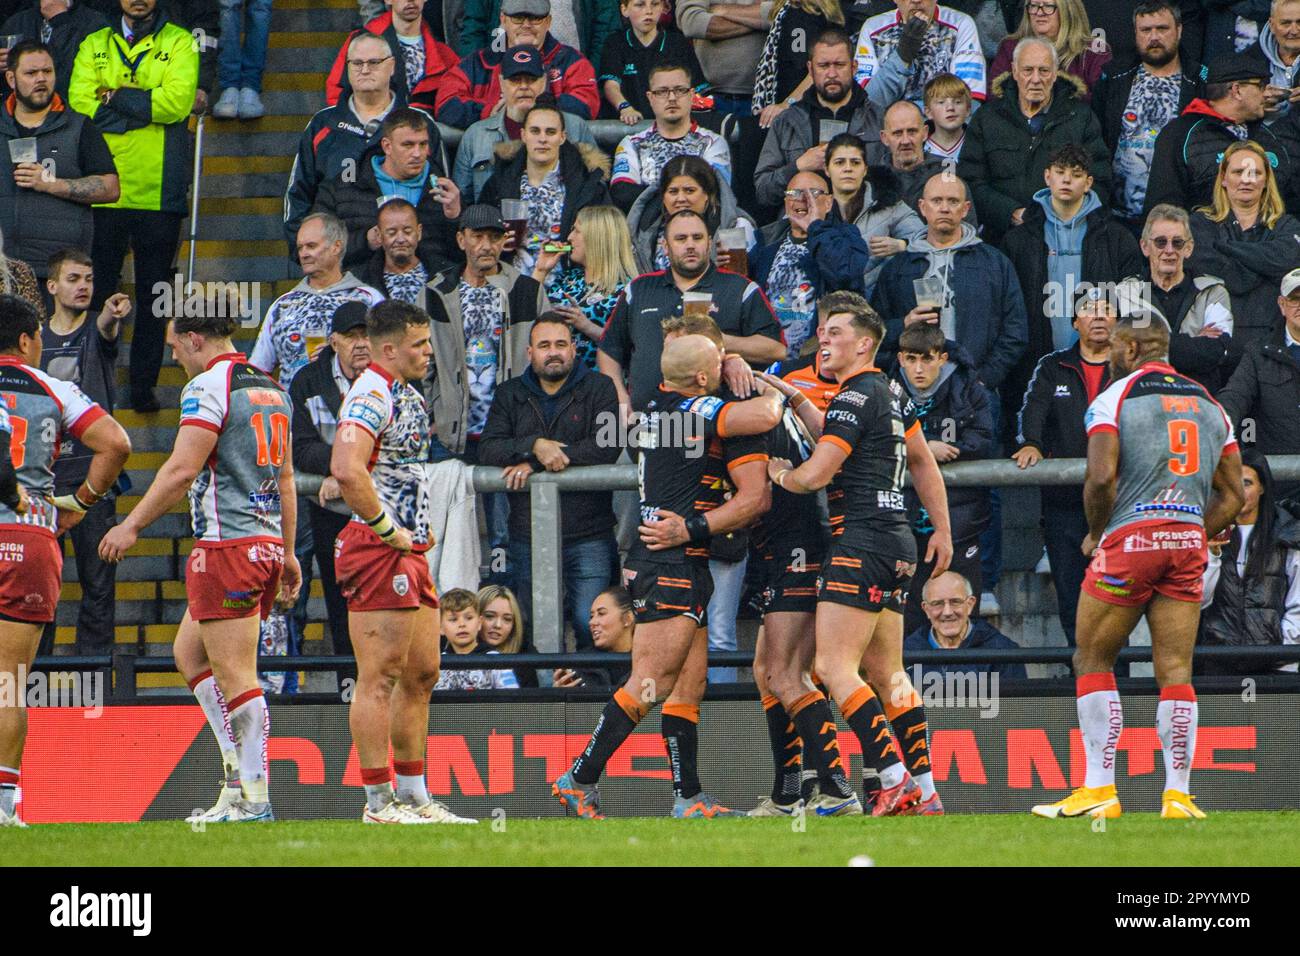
[661,702,701,800]
[762,695,802,804]
[842,685,903,785]
[573,687,649,785]
[789,690,854,799]
[886,690,931,789]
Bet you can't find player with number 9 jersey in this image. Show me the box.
[1081,361,1236,606]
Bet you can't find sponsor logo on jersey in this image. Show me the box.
[877,490,905,510]
[836,389,867,407]
[682,395,724,419]
[1095,575,1133,597]
[222,590,259,610]
[826,408,859,424]
[181,397,200,416]
[345,396,386,431]
[392,574,410,596]
[1055,385,1071,397]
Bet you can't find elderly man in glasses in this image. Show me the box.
[903,571,1026,681]
[750,169,868,359]
[1114,202,1235,392]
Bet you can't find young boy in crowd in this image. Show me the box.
[922,73,972,163]
[598,0,707,122]
[435,589,519,690]
[890,322,994,634]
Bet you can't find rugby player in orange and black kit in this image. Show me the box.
[767,293,953,817]
[553,333,784,818]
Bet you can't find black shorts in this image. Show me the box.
[625,560,712,626]
[757,546,824,615]
[816,541,915,613]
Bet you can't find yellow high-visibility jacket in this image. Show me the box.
[68,15,198,214]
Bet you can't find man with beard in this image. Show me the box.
[479,315,622,651]
[0,40,118,293]
[755,28,889,209]
[1093,1,1207,236]
[1031,314,1244,821]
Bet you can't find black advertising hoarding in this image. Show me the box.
[17,695,1298,822]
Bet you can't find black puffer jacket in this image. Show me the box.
[1187,210,1300,354]
[957,73,1111,243]
[889,340,994,542]
[0,2,109,98]
[312,146,460,271]
[1001,198,1143,388]
[477,139,611,258]
[1218,334,1300,462]
[1200,502,1300,673]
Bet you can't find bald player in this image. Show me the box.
[553,334,784,818]
[1033,315,1243,821]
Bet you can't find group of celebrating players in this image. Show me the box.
[0,281,1243,826]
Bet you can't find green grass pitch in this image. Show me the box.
[3,813,1298,866]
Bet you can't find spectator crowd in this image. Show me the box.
[4,0,1300,684]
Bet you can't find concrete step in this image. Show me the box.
[200,171,291,199]
[259,90,327,116]
[265,46,341,74]
[201,130,303,157]
[270,7,355,34]
[201,213,290,241]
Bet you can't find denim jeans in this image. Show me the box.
[710,93,753,117]
[706,555,748,683]
[218,0,273,92]
[508,534,618,651]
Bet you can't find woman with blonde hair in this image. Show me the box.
[531,205,638,369]
[751,0,846,126]
[1188,139,1300,352]
[988,0,1110,99]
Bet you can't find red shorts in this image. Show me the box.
[186,539,284,622]
[1082,521,1207,606]
[334,522,438,612]
[0,527,62,623]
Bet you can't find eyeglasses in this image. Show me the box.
[505,14,547,24]
[783,188,829,199]
[1027,2,1057,13]
[347,56,392,71]
[1150,236,1188,250]
[923,598,969,610]
[649,86,692,100]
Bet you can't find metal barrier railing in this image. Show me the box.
[27,645,1300,702]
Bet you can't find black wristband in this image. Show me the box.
[685,513,711,543]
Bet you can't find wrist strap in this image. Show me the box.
[618,101,631,111]
[774,469,789,491]
[685,513,711,544]
[367,510,396,540]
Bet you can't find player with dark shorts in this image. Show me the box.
[554,333,784,818]
[1033,315,1243,822]
[331,301,475,825]
[767,293,953,817]
[0,295,129,827]
[102,311,301,824]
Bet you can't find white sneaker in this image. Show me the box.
[362,800,434,824]
[403,798,478,824]
[0,807,27,827]
[1034,547,1051,574]
[212,87,240,118]
[748,796,801,817]
[237,87,265,119]
[979,590,1002,617]
[204,798,274,822]
[185,784,242,823]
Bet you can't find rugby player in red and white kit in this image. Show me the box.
[101,310,302,823]
[1032,314,1244,821]
[0,294,130,827]
[331,301,475,825]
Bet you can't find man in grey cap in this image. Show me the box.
[1220,266,1300,499]
[435,0,600,128]
[452,43,595,202]
[1145,50,1300,213]
[456,0,620,63]
[418,204,551,571]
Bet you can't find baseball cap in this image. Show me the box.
[331,300,369,335]
[459,204,506,232]
[1281,268,1300,297]
[500,45,544,79]
[1205,51,1270,86]
[501,0,550,17]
